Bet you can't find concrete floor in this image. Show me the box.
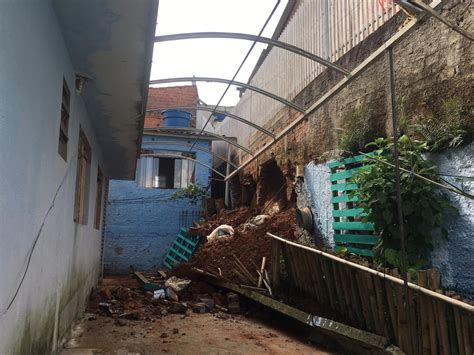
[62,312,335,354]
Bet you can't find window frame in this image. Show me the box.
[73,128,92,224]
[58,78,71,161]
[94,167,104,230]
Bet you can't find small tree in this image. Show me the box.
[350,136,458,269]
[169,184,208,204]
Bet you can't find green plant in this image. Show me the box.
[169,184,208,204]
[350,136,458,269]
[337,108,375,155]
[412,97,467,151]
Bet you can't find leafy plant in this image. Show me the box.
[350,136,458,269]
[169,184,208,204]
[337,108,375,155]
[412,97,468,151]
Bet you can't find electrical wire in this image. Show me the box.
[188,0,282,152]
[1,153,76,315]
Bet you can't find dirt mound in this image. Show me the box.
[172,208,297,284]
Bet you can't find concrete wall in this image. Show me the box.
[104,136,212,274]
[0,2,107,353]
[429,143,474,298]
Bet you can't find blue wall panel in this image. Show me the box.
[104,135,211,274]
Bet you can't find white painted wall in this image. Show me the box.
[0,2,106,352]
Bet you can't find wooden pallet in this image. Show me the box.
[163,228,199,269]
[328,154,378,257]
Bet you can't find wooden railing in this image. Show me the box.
[268,232,474,355]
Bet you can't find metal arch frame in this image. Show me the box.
[147,107,275,139]
[149,127,254,156]
[149,77,305,113]
[155,32,350,76]
[223,0,444,181]
[143,140,239,169]
[140,153,226,179]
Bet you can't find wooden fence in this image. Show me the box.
[268,233,474,355]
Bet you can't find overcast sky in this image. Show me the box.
[150,0,288,106]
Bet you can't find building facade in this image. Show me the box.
[0,1,157,352]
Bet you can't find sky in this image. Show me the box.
[150,0,288,106]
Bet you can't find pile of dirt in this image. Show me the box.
[172,208,298,284]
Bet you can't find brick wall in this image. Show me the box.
[145,85,199,128]
[241,1,473,177]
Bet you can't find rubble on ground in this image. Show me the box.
[88,275,241,323]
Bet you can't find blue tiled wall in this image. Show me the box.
[104,135,211,274]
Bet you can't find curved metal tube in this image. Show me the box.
[149,77,305,113]
[144,140,239,169]
[151,127,254,156]
[147,107,275,138]
[140,153,226,178]
[155,32,350,76]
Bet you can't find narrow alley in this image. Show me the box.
[1,1,473,354]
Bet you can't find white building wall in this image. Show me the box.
[0,2,106,352]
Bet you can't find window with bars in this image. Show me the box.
[136,152,195,189]
[74,128,92,224]
[58,78,70,161]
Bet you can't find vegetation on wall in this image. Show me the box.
[350,136,458,270]
[412,97,469,152]
[337,108,375,155]
[169,184,208,204]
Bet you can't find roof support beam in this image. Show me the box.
[143,140,239,169]
[149,77,305,113]
[149,127,254,156]
[140,153,226,178]
[225,0,443,181]
[147,107,275,138]
[155,32,350,76]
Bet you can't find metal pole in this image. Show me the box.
[388,47,408,307]
[225,142,232,208]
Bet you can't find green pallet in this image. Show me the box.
[163,228,199,269]
[328,154,378,258]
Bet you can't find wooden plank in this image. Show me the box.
[301,248,321,301]
[331,194,359,203]
[461,314,472,355]
[347,266,366,329]
[333,233,379,245]
[453,307,466,355]
[446,305,460,355]
[271,239,281,290]
[327,154,368,169]
[329,258,347,315]
[333,221,374,231]
[337,263,356,324]
[195,269,393,352]
[384,279,400,347]
[364,273,383,334]
[417,271,432,355]
[373,274,390,338]
[330,182,358,191]
[355,269,376,332]
[332,208,367,218]
[329,167,361,182]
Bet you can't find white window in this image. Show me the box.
[137,153,195,189]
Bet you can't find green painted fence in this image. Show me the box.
[328,154,378,257]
